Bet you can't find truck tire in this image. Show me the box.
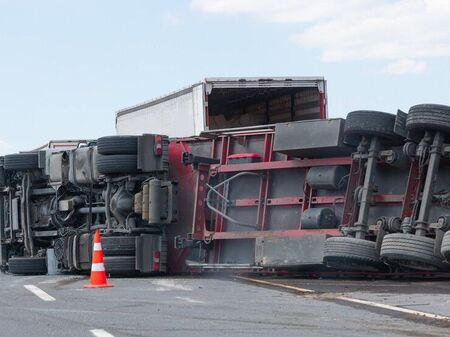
[96,154,138,174]
[104,256,137,275]
[323,237,385,272]
[97,136,138,155]
[101,236,136,256]
[406,104,450,134]
[4,153,39,171]
[8,257,47,275]
[380,233,446,271]
[344,111,402,145]
[440,231,450,261]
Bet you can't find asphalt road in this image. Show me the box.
[0,273,449,337]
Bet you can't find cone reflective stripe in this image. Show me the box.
[91,263,105,272]
[83,229,113,288]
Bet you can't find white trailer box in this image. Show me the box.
[116,77,327,137]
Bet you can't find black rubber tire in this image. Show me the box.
[97,136,138,155]
[96,154,138,174]
[101,236,136,256]
[8,257,47,275]
[406,104,450,135]
[104,256,137,275]
[380,233,446,271]
[4,153,39,171]
[344,111,402,145]
[440,231,450,261]
[323,237,385,272]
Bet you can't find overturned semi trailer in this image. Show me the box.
[116,77,450,274]
[169,106,450,274]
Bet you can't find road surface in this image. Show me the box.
[0,273,448,336]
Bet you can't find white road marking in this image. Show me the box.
[24,285,56,302]
[90,329,115,337]
[335,295,450,322]
[238,276,450,322]
[175,296,205,304]
[237,276,315,293]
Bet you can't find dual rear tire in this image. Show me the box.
[380,234,447,272]
[4,153,39,171]
[8,257,47,275]
[324,234,449,272]
[323,237,385,272]
[96,136,139,174]
[406,104,450,137]
[344,110,403,146]
[102,236,137,275]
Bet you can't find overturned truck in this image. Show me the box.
[1,76,450,276]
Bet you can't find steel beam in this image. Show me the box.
[213,157,352,173]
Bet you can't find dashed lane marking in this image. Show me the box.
[237,276,450,323]
[90,329,115,337]
[23,285,56,302]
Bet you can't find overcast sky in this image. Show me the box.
[1,0,449,154]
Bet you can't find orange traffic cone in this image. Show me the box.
[84,229,113,288]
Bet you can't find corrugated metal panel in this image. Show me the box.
[116,83,205,137]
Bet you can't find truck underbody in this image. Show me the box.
[0,135,176,275]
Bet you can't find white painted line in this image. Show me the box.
[90,329,115,337]
[176,296,205,304]
[335,295,450,322]
[238,276,450,322]
[236,276,315,293]
[24,285,56,302]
